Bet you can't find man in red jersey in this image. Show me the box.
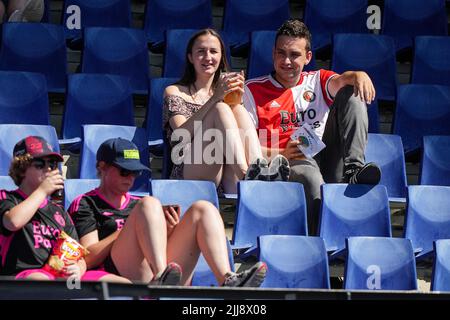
[243,19,381,235]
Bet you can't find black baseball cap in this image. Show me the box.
[13,136,63,162]
[96,138,150,172]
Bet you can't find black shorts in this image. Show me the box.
[103,253,121,276]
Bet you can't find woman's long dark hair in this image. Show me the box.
[176,28,230,89]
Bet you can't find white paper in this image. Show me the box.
[290,124,326,158]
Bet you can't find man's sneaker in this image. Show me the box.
[148,262,182,286]
[245,157,269,181]
[222,262,267,287]
[267,154,290,181]
[345,162,381,185]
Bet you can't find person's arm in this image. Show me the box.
[328,71,376,104]
[79,230,121,269]
[3,170,63,232]
[166,73,244,137]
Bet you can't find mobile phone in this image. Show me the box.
[162,204,181,217]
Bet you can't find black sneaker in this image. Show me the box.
[222,262,267,287]
[345,162,381,185]
[267,154,290,181]
[245,157,269,181]
[148,262,182,286]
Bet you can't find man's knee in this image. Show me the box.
[335,85,367,117]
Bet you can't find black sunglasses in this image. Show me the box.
[112,164,142,177]
[32,158,58,170]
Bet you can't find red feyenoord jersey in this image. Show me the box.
[244,69,337,149]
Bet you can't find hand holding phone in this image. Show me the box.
[162,204,181,231]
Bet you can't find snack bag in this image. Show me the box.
[44,231,89,278]
[290,123,326,159]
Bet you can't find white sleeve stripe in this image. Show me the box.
[325,74,338,101]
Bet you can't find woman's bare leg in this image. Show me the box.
[109,196,168,283]
[167,200,232,286]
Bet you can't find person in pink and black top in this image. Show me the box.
[69,137,267,287]
[0,136,124,282]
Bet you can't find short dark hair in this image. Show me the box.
[177,28,230,88]
[275,19,312,52]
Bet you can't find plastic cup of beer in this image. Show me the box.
[222,71,243,105]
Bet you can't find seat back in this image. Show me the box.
[420,135,450,186]
[63,179,100,210]
[344,236,418,290]
[0,176,17,191]
[431,239,450,292]
[258,235,330,289]
[232,181,308,249]
[319,184,391,252]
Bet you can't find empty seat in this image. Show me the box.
[144,0,213,52]
[223,0,290,54]
[0,71,49,125]
[247,30,315,79]
[420,135,450,186]
[319,184,391,260]
[365,134,407,202]
[412,36,450,86]
[0,23,67,93]
[258,235,330,289]
[431,239,450,292]
[0,124,60,175]
[392,85,450,154]
[331,34,397,101]
[404,185,450,260]
[232,181,308,256]
[0,176,17,191]
[163,29,232,78]
[344,237,418,290]
[63,178,100,210]
[304,0,368,52]
[367,100,379,134]
[61,73,135,145]
[381,0,447,52]
[79,125,151,193]
[62,0,131,41]
[82,27,149,94]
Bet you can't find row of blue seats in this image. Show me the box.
[1,177,450,290]
[0,21,449,96]
[44,0,450,55]
[0,121,450,200]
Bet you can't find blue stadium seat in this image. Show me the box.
[150,179,234,286]
[63,178,100,210]
[0,124,60,175]
[319,184,391,260]
[431,239,450,292]
[392,85,450,154]
[381,0,447,52]
[365,134,407,202]
[344,237,418,290]
[145,77,178,150]
[367,100,379,134]
[0,176,17,191]
[420,136,450,186]
[150,179,219,216]
[144,0,213,52]
[163,29,232,78]
[412,36,450,86]
[258,235,330,289]
[62,0,131,41]
[331,34,397,101]
[404,185,450,260]
[232,181,308,257]
[0,23,67,93]
[82,27,149,94]
[79,125,151,193]
[61,74,135,145]
[247,31,315,79]
[0,71,49,125]
[223,0,290,54]
[304,0,368,52]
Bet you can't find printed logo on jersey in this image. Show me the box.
[54,212,66,227]
[123,149,140,160]
[270,100,281,108]
[101,211,114,217]
[303,90,316,102]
